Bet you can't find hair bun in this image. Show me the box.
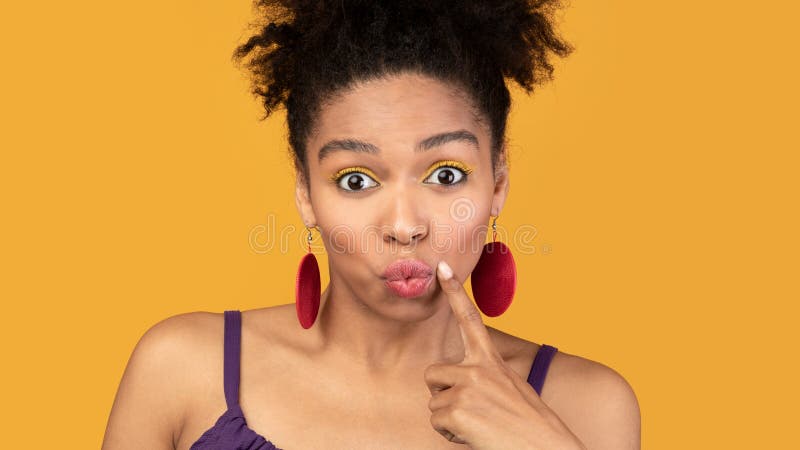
[232,0,574,179]
[234,0,573,115]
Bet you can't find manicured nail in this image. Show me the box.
[438,260,453,280]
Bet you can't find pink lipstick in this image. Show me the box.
[382,259,434,298]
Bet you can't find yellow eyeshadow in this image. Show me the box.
[328,166,381,183]
[420,160,474,181]
[328,161,473,185]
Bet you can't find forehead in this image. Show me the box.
[309,73,487,155]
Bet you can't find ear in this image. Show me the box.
[295,170,317,228]
[490,151,510,217]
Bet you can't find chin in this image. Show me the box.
[380,290,444,321]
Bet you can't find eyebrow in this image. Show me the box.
[317,129,479,163]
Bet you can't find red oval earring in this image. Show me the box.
[470,216,517,317]
[295,225,321,329]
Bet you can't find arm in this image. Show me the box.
[102,312,207,450]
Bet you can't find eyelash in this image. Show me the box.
[329,160,473,193]
[421,160,474,186]
[328,167,381,193]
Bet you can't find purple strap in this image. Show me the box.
[527,344,558,395]
[223,310,242,409]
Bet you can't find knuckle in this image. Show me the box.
[430,407,454,427]
[444,281,460,293]
[423,364,439,383]
[451,390,470,410]
[460,308,482,323]
[430,406,471,442]
[466,365,487,383]
[442,405,463,423]
[485,352,506,368]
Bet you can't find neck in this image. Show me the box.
[313,276,465,374]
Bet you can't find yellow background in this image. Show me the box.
[1,1,797,448]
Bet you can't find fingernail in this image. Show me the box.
[438,260,453,280]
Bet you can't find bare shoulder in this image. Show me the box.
[103,310,223,450]
[244,303,341,357]
[240,303,297,335]
[540,345,641,450]
[487,332,639,449]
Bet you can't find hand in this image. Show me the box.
[424,260,586,450]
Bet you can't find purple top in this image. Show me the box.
[190,310,558,450]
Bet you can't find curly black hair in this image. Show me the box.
[232,0,574,184]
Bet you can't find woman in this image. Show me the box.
[103,1,640,449]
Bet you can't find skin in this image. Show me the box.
[102,72,641,450]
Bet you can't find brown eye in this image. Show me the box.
[337,172,379,192]
[423,166,467,186]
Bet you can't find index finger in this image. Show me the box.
[437,260,499,362]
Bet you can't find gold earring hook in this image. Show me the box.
[305,226,314,252]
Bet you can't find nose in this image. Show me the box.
[382,190,428,247]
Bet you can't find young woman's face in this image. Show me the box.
[296,72,509,318]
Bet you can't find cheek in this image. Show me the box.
[317,213,375,256]
[309,185,359,253]
[430,209,491,261]
[324,225,357,255]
